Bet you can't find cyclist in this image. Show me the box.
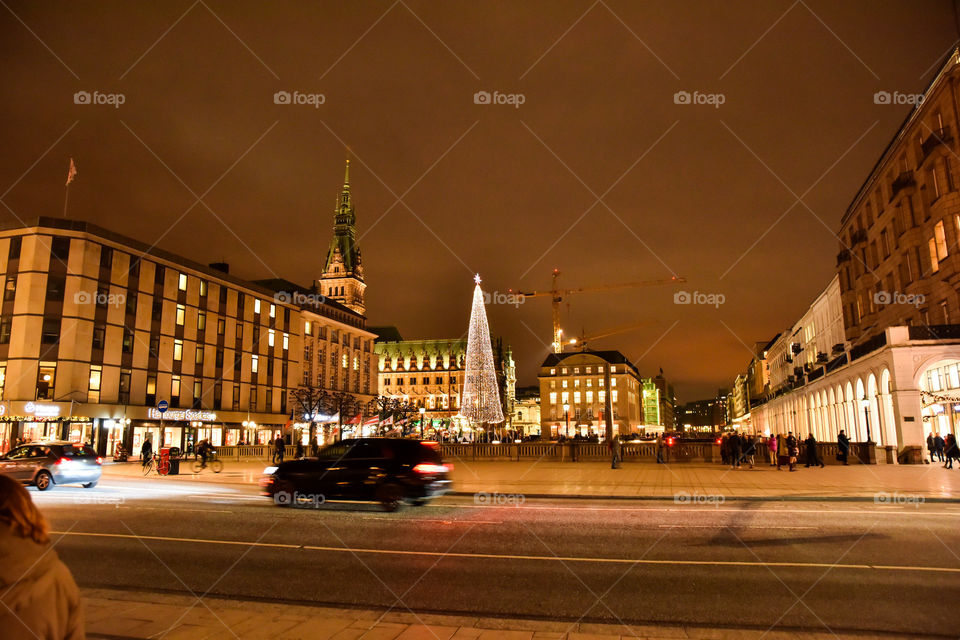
[140,436,153,469]
[197,439,210,469]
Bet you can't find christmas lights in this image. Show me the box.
[459,275,504,425]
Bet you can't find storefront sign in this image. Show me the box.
[24,402,61,418]
[146,408,217,422]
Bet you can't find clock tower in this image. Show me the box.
[320,160,366,315]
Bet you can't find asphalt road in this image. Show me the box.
[30,475,960,637]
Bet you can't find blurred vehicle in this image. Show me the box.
[0,442,102,490]
[260,438,452,512]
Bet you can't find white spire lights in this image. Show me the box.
[459,276,504,425]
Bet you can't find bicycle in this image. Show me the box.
[142,453,171,476]
[192,453,223,474]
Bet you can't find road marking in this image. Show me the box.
[49,530,960,574]
[658,525,816,529]
[451,503,960,516]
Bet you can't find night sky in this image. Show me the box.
[1,1,955,400]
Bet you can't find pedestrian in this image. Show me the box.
[934,433,945,462]
[804,433,824,468]
[837,430,850,465]
[309,436,319,458]
[927,432,937,463]
[742,435,755,468]
[140,435,153,469]
[609,434,621,469]
[944,433,959,469]
[0,475,85,639]
[768,433,778,466]
[786,431,798,471]
[295,439,305,460]
[273,436,285,464]
[729,431,742,469]
[656,434,665,464]
[720,433,729,466]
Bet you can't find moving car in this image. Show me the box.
[0,441,103,490]
[260,438,452,511]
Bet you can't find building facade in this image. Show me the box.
[511,386,541,437]
[678,391,728,434]
[319,160,366,316]
[837,49,960,344]
[0,169,377,455]
[538,351,643,439]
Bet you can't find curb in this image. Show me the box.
[448,491,960,503]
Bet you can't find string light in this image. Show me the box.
[459,277,504,425]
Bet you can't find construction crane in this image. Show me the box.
[510,269,687,353]
[567,320,655,352]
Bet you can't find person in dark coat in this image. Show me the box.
[729,432,742,469]
[785,432,799,471]
[609,434,621,469]
[927,433,937,463]
[837,430,850,465]
[309,436,319,458]
[804,433,824,468]
[934,433,945,462]
[944,433,959,469]
[0,475,85,639]
[140,436,153,469]
[273,436,285,464]
[295,439,305,459]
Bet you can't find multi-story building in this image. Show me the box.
[678,391,728,434]
[372,328,515,433]
[510,386,541,437]
[0,169,377,455]
[652,370,676,430]
[837,49,960,344]
[538,350,643,439]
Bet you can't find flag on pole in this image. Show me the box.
[65,158,77,186]
[347,413,362,425]
[381,415,394,426]
[362,417,378,428]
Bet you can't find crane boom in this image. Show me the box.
[509,270,686,353]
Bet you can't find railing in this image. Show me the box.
[908,324,960,341]
[890,171,915,199]
[850,332,887,361]
[921,127,952,158]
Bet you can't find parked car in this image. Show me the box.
[0,442,102,490]
[260,438,452,511]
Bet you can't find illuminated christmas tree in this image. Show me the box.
[459,275,504,425]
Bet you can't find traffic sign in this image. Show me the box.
[157,400,168,413]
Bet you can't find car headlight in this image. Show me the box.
[263,466,278,475]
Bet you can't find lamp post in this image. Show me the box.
[860,399,872,443]
[563,403,570,438]
[419,406,426,440]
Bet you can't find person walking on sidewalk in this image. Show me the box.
[837,430,850,465]
[804,433,824,468]
[609,434,621,469]
[309,436,319,458]
[656,434,665,464]
[272,436,285,464]
[944,433,959,469]
[295,439,304,460]
[934,433,945,462]
[729,432,742,469]
[0,475,85,640]
[786,432,799,471]
[742,434,756,468]
[768,433,778,466]
[927,432,937,463]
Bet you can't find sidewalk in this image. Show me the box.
[101,459,960,501]
[81,587,894,639]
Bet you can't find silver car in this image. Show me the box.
[0,441,103,490]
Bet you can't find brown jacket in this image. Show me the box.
[0,525,85,639]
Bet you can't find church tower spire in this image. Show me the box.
[319,159,366,316]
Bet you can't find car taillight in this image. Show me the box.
[413,463,448,474]
[56,457,70,465]
[96,456,103,465]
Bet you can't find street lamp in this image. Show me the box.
[563,403,570,438]
[419,406,426,440]
[860,398,872,443]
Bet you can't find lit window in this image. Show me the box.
[585,367,592,374]
[929,237,940,273]
[934,220,948,260]
[562,380,568,388]
[254,299,261,314]
[199,280,207,297]
[610,366,617,373]
[599,378,605,387]
[550,368,556,375]
[178,273,187,291]
[574,379,580,387]
[268,329,275,347]
[354,355,360,370]
[305,321,312,336]
[611,390,618,402]
[251,355,259,373]
[269,304,276,318]
[561,368,567,374]
[574,391,581,403]
[173,339,183,361]
[342,354,348,368]
[549,392,557,404]
[172,375,181,397]
[176,304,185,326]
[197,312,206,332]
[574,367,580,374]
[598,390,606,403]
[283,333,289,350]
[586,378,592,387]
[88,366,102,391]
[586,390,593,403]
[611,378,618,387]
[561,391,569,403]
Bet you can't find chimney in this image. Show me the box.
[209,262,229,274]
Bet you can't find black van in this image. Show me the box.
[260,438,452,511]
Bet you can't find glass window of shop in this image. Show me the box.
[133,425,162,454]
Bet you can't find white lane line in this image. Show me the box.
[48,530,960,575]
[451,504,960,516]
[658,525,816,529]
